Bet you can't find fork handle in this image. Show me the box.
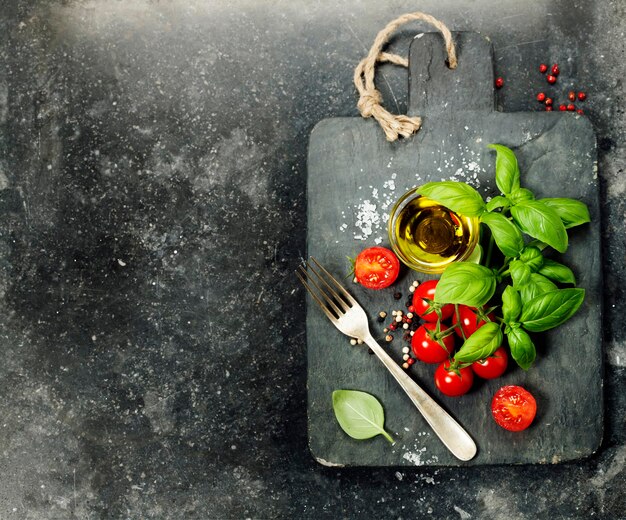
[363,333,477,461]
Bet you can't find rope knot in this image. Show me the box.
[357,89,383,118]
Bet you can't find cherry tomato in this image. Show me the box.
[354,247,400,290]
[412,279,454,322]
[452,305,496,338]
[472,346,508,379]
[491,385,537,431]
[434,360,474,397]
[411,323,455,364]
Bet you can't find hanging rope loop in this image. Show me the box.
[354,12,457,142]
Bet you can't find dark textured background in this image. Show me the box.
[0,1,624,518]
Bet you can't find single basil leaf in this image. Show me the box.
[488,144,520,195]
[480,212,524,258]
[509,187,535,204]
[486,196,511,212]
[332,390,394,443]
[416,182,486,217]
[435,262,497,307]
[510,200,568,253]
[520,273,558,302]
[520,288,585,332]
[509,259,531,287]
[454,322,503,363]
[541,197,591,229]
[506,327,536,370]
[519,246,544,272]
[502,285,522,323]
[538,259,576,284]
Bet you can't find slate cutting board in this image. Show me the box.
[306,32,602,466]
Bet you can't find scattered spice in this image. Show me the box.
[567,103,576,111]
[559,104,567,111]
[547,74,557,84]
[536,92,546,102]
[539,63,548,73]
[568,91,576,101]
[578,92,587,101]
[495,77,504,88]
[385,335,393,343]
[393,292,402,300]
[551,63,560,75]
[545,97,553,106]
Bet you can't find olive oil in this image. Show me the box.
[388,191,479,274]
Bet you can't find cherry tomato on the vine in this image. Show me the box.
[491,385,537,431]
[412,279,454,322]
[411,323,455,364]
[472,346,508,379]
[353,247,400,290]
[434,360,474,397]
[452,305,496,338]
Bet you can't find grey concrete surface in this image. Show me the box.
[0,1,624,518]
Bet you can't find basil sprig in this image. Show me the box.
[422,144,589,370]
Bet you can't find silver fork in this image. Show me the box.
[297,257,477,462]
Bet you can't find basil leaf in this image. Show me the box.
[519,246,544,272]
[486,196,511,212]
[520,288,585,332]
[502,285,522,323]
[510,200,568,253]
[520,273,558,302]
[506,327,536,370]
[416,182,486,217]
[435,262,497,307]
[332,390,394,443]
[541,197,590,229]
[454,322,503,363]
[488,144,520,195]
[538,259,576,284]
[480,212,524,257]
[509,188,535,204]
[509,259,531,287]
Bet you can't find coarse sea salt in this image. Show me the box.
[353,199,379,240]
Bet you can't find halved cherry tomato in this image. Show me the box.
[434,360,474,397]
[411,323,455,364]
[354,247,400,290]
[491,385,537,431]
[472,346,508,379]
[451,305,496,338]
[412,279,454,322]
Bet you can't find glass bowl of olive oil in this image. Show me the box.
[388,188,480,274]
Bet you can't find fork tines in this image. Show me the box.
[296,257,356,321]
